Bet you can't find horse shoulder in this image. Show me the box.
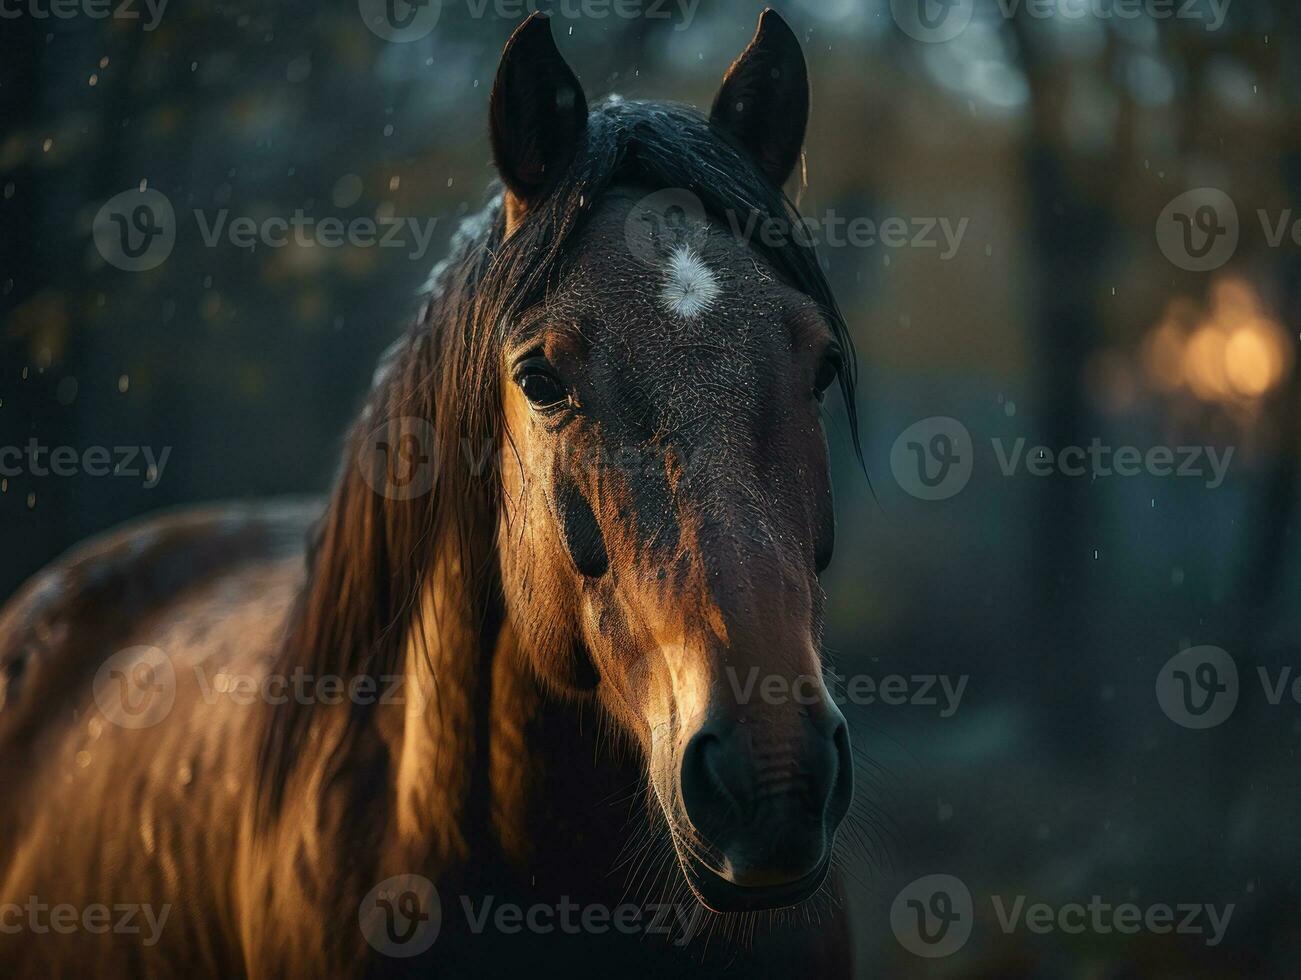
[0,498,320,747]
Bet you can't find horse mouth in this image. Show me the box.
[676,848,833,913]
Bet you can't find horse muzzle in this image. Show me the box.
[670,700,853,912]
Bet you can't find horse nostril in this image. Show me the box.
[681,728,739,837]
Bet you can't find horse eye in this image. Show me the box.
[516,362,568,408]
[813,350,842,402]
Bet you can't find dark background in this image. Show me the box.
[3,0,1301,974]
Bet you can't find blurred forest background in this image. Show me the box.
[4,0,1301,975]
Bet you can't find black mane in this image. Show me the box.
[255,96,862,820]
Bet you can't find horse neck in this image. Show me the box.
[387,546,494,868]
[484,622,652,900]
[392,554,648,898]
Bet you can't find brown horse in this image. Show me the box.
[0,11,864,977]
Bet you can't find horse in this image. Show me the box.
[0,10,865,977]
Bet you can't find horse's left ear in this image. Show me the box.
[710,9,809,189]
[490,12,588,234]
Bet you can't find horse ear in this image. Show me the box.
[709,9,809,188]
[490,13,588,234]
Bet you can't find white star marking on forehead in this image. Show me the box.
[659,245,721,320]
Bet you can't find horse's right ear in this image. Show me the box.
[710,9,809,189]
[490,13,588,235]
